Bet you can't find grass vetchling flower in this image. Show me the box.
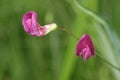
[22,11,57,37]
[76,34,96,61]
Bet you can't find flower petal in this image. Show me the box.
[44,23,57,35]
[84,45,91,60]
[76,34,87,56]
[22,11,57,37]
[76,33,95,61]
[85,34,95,56]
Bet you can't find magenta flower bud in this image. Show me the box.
[76,34,96,61]
[22,11,57,37]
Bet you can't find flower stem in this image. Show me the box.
[58,27,79,40]
[74,0,114,43]
[74,0,107,27]
[97,54,120,71]
[58,26,120,71]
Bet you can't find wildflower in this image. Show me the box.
[22,11,57,36]
[76,34,95,61]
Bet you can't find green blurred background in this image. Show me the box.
[0,0,120,80]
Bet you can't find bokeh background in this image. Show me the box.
[0,0,120,80]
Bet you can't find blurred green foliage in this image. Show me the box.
[0,0,120,80]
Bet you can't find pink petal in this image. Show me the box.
[22,11,58,37]
[76,34,87,56]
[22,11,36,32]
[31,11,38,29]
[22,11,40,36]
[38,26,46,36]
[76,33,96,61]
[84,45,91,60]
[80,45,91,61]
[85,34,95,56]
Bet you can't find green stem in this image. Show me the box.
[58,27,79,40]
[74,0,115,48]
[58,26,120,71]
[74,0,107,27]
[97,54,120,71]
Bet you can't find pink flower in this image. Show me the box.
[76,34,96,61]
[22,11,57,36]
